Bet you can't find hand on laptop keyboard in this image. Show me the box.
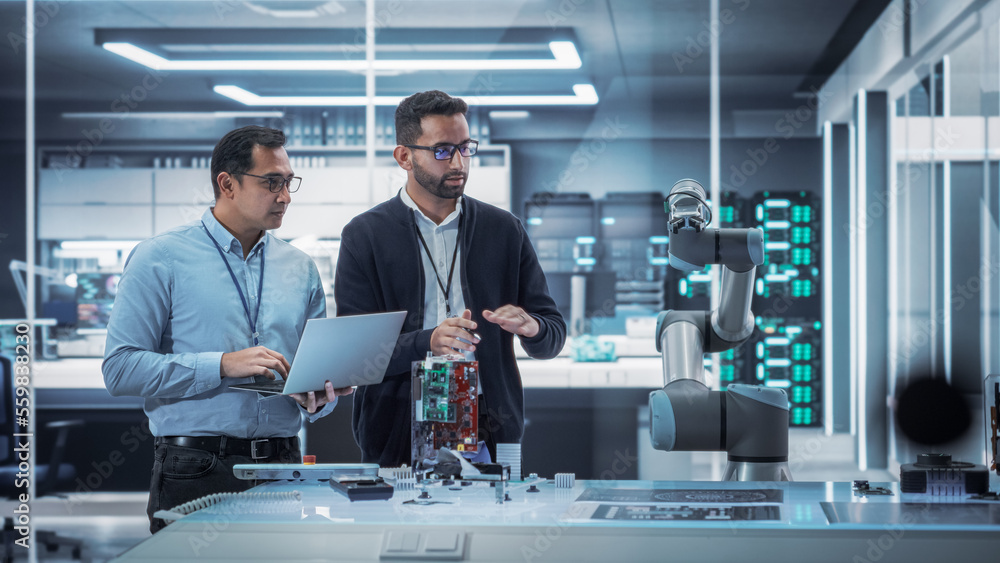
[221,346,290,380]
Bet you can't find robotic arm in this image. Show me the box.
[649,179,792,481]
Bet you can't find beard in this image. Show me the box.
[412,158,467,200]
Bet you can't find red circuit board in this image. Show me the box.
[411,356,479,470]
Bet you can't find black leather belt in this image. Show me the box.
[158,436,298,460]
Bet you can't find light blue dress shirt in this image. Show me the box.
[103,207,334,438]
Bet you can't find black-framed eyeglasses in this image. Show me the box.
[404,140,479,160]
[240,172,302,193]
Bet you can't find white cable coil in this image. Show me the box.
[155,490,303,521]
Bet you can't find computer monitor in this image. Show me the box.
[75,273,121,331]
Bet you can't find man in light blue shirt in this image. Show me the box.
[103,125,352,533]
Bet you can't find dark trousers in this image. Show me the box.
[146,437,300,534]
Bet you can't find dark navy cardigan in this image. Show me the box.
[334,193,566,467]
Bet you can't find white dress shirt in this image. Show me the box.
[400,187,476,362]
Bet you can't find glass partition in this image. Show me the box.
[889,21,998,467]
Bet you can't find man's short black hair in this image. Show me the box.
[395,90,469,146]
[211,125,286,199]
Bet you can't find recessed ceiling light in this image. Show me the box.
[488,111,531,119]
[243,1,346,18]
[60,111,285,119]
[213,84,598,107]
[103,41,582,72]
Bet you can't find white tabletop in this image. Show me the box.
[111,479,1000,562]
[30,355,665,391]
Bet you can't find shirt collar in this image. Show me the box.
[202,207,267,256]
[400,187,463,228]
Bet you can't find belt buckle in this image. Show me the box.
[250,439,270,460]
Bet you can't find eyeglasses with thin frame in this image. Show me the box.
[403,140,479,160]
[240,172,302,193]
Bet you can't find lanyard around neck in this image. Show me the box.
[202,221,265,346]
[413,212,461,318]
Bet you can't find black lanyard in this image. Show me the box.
[202,222,265,346]
[413,214,461,318]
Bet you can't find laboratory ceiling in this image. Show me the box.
[0,0,884,120]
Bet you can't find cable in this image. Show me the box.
[154,490,303,521]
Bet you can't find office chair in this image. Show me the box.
[0,353,84,561]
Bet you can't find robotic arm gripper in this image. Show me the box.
[649,179,792,482]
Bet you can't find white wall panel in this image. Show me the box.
[153,169,214,205]
[273,204,369,239]
[39,168,152,205]
[40,205,152,240]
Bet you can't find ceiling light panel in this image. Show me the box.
[214,84,598,107]
[103,41,581,72]
[61,111,284,119]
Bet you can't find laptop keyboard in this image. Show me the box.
[235,379,286,393]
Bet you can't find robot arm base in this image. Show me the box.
[722,460,793,482]
[649,383,793,482]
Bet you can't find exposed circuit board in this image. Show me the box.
[411,355,479,471]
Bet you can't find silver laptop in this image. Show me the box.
[231,311,406,395]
